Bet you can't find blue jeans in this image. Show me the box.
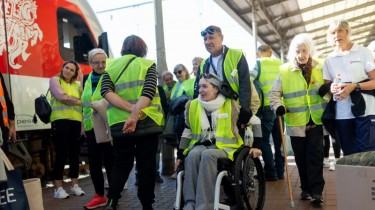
[336,115,375,156]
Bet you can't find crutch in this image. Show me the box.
[279,116,295,208]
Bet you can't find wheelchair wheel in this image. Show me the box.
[234,147,266,210]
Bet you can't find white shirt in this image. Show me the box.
[323,43,375,119]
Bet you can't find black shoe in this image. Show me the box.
[311,194,323,207]
[301,191,312,200]
[155,174,164,183]
[105,199,118,210]
[265,176,278,181]
[222,195,236,206]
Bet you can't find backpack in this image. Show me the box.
[34,90,51,124]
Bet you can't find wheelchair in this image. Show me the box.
[173,145,266,210]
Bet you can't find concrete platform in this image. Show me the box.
[42,157,337,210]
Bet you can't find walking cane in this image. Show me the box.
[279,116,295,208]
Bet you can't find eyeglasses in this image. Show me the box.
[91,61,106,66]
[174,70,183,75]
[201,28,216,37]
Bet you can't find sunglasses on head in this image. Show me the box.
[201,28,216,37]
[174,70,183,75]
[200,73,215,79]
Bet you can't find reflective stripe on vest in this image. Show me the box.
[106,55,164,127]
[280,61,326,126]
[82,73,104,131]
[183,99,243,160]
[258,58,281,106]
[0,80,8,126]
[50,77,82,122]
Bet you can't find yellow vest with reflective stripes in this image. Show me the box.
[170,80,190,100]
[258,57,281,106]
[184,99,243,160]
[106,55,164,127]
[280,61,326,126]
[183,78,195,98]
[199,48,243,95]
[81,73,104,131]
[50,77,82,122]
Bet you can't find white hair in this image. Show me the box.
[287,33,316,62]
[88,48,108,62]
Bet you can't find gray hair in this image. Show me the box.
[326,19,352,46]
[161,71,173,80]
[88,48,108,63]
[287,33,316,61]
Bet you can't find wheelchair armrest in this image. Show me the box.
[217,158,233,172]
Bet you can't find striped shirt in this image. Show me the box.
[101,63,157,100]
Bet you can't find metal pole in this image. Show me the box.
[251,0,257,61]
[154,0,174,175]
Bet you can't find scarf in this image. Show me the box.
[197,94,226,141]
[296,57,313,85]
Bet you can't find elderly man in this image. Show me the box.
[193,25,252,113]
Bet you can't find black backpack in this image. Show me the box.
[34,90,51,124]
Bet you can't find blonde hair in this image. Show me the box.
[326,19,352,46]
[287,33,316,62]
[174,64,190,80]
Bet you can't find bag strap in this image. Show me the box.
[0,148,14,170]
[114,57,137,84]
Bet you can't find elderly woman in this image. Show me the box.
[176,73,262,210]
[101,35,164,210]
[50,60,84,199]
[322,20,375,156]
[81,48,113,209]
[269,33,326,206]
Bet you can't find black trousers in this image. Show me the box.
[290,125,325,195]
[51,119,81,180]
[107,133,158,207]
[86,129,113,196]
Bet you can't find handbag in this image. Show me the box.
[23,178,44,210]
[35,89,51,124]
[0,149,30,210]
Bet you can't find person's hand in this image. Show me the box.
[276,106,286,116]
[249,148,262,158]
[80,124,87,138]
[123,117,137,133]
[318,82,332,97]
[175,159,183,172]
[238,107,252,125]
[337,83,356,100]
[8,121,16,143]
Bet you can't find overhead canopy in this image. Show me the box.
[214,0,375,60]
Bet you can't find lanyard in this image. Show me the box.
[209,56,218,75]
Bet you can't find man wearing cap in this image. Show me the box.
[194,25,252,115]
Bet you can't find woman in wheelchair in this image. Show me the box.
[175,73,262,210]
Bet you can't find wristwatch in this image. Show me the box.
[355,83,361,91]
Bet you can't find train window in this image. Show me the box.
[57,8,95,64]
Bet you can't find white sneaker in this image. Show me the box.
[323,159,330,168]
[329,161,336,171]
[69,184,85,196]
[54,187,69,199]
[170,172,177,179]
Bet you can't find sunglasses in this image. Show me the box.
[201,28,216,37]
[174,70,183,75]
[200,73,215,79]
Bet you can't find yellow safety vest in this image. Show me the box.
[183,78,195,98]
[50,77,82,122]
[184,99,243,160]
[258,57,281,106]
[280,60,326,126]
[170,80,190,100]
[81,73,104,131]
[0,81,8,127]
[106,55,164,127]
[199,48,242,95]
